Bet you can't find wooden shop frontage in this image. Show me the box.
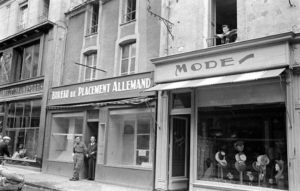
[150,32,300,191]
[43,72,156,189]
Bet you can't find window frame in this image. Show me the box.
[87,2,99,35]
[119,43,136,76]
[18,2,29,30]
[123,0,136,23]
[106,108,154,168]
[83,52,97,82]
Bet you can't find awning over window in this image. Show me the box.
[146,68,285,91]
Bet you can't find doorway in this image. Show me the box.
[84,121,98,179]
[168,115,190,191]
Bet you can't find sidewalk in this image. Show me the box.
[3,165,151,191]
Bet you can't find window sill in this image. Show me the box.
[0,76,44,89]
[47,159,73,163]
[85,32,98,38]
[103,164,152,171]
[193,180,287,191]
[120,19,136,26]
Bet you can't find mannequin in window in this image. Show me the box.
[215,25,237,44]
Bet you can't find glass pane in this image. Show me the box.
[85,68,91,81]
[23,102,31,128]
[172,117,187,177]
[131,43,136,56]
[74,118,83,134]
[107,109,154,167]
[122,120,135,165]
[7,103,15,128]
[122,46,129,59]
[21,46,33,79]
[15,103,24,128]
[32,44,40,77]
[137,135,149,149]
[136,150,149,165]
[197,105,288,190]
[172,92,191,109]
[137,118,150,134]
[31,100,41,127]
[121,59,129,75]
[49,115,83,162]
[0,54,11,84]
[130,57,135,73]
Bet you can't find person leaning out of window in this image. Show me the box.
[70,136,87,181]
[215,24,237,44]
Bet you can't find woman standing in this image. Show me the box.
[86,136,97,180]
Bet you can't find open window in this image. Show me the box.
[123,0,136,23]
[87,1,99,35]
[207,0,237,47]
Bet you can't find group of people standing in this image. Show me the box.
[70,136,97,181]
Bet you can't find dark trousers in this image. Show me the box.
[87,157,96,180]
[72,153,84,179]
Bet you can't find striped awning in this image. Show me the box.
[47,97,155,110]
[146,68,285,91]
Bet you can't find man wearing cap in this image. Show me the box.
[0,136,10,159]
[70,136,87,181]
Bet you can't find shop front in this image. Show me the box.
[44,72,156,189]
[151,33,300,191]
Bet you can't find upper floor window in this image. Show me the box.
[20,43,40,80]
[207,0,237,47]
[120,43,136,76]
[84,53,97,81]
[0,53,11,84]
[18,3,28,30]
[123,0,136,23]
[87,2,99,35]
[12,41,41,81]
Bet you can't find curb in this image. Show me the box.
[25,182,62,191]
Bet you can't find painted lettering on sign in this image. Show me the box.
[175,54,254,76]
[0,82,43,98]
[51,78,152,100]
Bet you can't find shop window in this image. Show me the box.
[13,41,40,81]
[49,114,84,162]
[120,43,136,76]
[87,2,99,35]
[18,2,28,31]
[107,108,154,167]
[207,0,237,47]
[84,52,97,81]
[197,104,288,190]
[123,0,136,23]
[5,100,41,162]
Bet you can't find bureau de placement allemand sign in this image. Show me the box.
[51,77,152,100]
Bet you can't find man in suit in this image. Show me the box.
[70,136,87,181]
[86,136,97,180]
[0,136,10,163]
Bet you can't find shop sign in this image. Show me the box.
[49,72,154,105]
[0,81,43,98]
[155,44,288,83]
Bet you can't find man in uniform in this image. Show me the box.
[70,136,87,181]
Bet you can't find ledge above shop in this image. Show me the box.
[0,20,54,50]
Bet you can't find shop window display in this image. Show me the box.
[197,104,288,190]
[107,108,154,167]
[49,114,83,162]
[5,100,41,162]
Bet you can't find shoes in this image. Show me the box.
[69,177,79,181]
